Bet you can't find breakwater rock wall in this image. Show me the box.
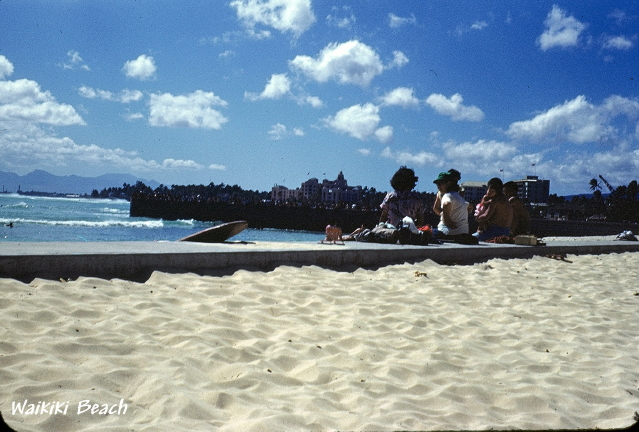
[129,197,387,233]
[130,196,639,237]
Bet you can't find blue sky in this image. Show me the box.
[1,0,637,196]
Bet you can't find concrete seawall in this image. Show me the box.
[3,240,639,282]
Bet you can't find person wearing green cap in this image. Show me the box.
[432,171,469,238]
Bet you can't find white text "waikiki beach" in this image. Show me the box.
[11,399,128,416]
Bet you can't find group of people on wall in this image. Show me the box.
[322,166,531,245]
[429,168,530,243]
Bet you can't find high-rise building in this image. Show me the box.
[513,176,550,204]
[460,181,487,203]
[461,176,550,204]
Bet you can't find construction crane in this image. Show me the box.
[598,175,615,193]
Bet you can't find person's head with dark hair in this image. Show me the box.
[447,169,461,183]
[487,177,504,193]
[390,166,418,192]
[483,178,504,200]
[503,181,518,198]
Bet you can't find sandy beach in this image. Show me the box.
[2,248,639,431]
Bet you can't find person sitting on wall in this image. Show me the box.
[379,166,425,228]
[431,171,469,239]
[378,166,431,245]
[473,177,513,242]
[503,181,531,236]
[432,168,461,219]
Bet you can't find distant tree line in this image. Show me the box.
[544,179,639,222]
[92,181,438,210]
[91,181,270,204]
[93,178,639,222]
[91,181,154,199]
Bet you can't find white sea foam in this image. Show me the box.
[99,207,129,215]
[175,219,197,225]
[0,218,164,228]
[1,194,128,205]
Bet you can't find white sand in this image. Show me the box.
[2,252,639,431]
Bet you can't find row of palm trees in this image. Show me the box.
[586,177,639,222]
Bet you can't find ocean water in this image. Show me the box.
[0,194,322,243]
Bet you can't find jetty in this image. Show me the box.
[129,194,639,237]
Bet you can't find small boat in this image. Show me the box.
[178,220,248,243]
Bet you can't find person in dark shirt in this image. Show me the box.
[504,181,531,236]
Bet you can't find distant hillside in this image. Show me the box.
[0,170,160,194]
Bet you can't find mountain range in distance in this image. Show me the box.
[0,170,160,195]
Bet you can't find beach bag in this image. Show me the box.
[615,231,637,241]
[452,233,479,245]
[370,225,399,243]
[397,217,431,246]
[354,225,399,243]
[398,228,430,245]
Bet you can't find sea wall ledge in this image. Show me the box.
[2,240,639,282]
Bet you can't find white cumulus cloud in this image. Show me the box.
[301,95,323,108]
[61,50,90,71]
[149,90,228,129]
[325,103,392,142]
[0,79,85,126]
[0,121,201,173]
[388,51,409,69]
[246,73,291,101]
[79,86,143,103]
[0,57,205,175]
[268,123,287,140]
[471,21,488,30]
[425,93,484,121]
[267,123,305,140]
[507,95,639,144]
[123,54,157,80]
[537,5,586,51]
[290,40,386,87]
[381,147,438,166]
[326,6,356,29]
[602,35,634,50]
[230,0,316,38]
[119,89,144,103]
[442,139,518,162]
[378,87,420,108]
[388,13,416,28]
[374,126,394,144]
[125,112,144,121]
[161,158,203,169]
[0,55,14,79]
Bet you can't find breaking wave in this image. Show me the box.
[0,218,165,229]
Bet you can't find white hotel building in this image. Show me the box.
[272,172,362,205]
